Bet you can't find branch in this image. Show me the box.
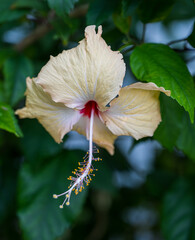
[172,47,195,52]
[141,24,146,43]
[69,3,88,18]
[121,45,135,55]
[186,55,195,63]
[167,38,187,46]
[13,4,89,52]
[13,22,52,52]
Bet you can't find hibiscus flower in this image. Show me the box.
[16,25,170,208]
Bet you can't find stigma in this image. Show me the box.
[53,102,102,208]
[80,100,99,118]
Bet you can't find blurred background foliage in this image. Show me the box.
[0,0,195,239]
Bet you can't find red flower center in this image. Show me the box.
[80,100,99,118]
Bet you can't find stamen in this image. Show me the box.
[53,108,101,207]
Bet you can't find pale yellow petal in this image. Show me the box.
[101,82,169,140]
[36,25,125,111]
[128,82,171,96]
[15,77,81,143]
[73,115,117,155]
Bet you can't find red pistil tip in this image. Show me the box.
[80,100,99,118]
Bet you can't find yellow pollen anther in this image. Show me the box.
[66,202,70,206]
[59,205,63,209]
[66,194,69,198]
[53,194,58,199]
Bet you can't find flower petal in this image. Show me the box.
[15,77,81,143]
[73,115,117,155]
[101,82,170,140]
[127,82,171,96]
[36,25,125,111]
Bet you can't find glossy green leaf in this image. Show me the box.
[18,152,87,240]
[130,43,195,122]
[154,95,195,161]
[137,0,175,23]
[87,0,118,25]
[3,55,34,107]
[47,0,78,16]
[154,95,183,150]
[162,179,195,240]
[0,102,23,137]
[188,22,195,48]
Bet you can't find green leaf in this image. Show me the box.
[87,0,118,25]
[91,156,117,195]
[0,9,27,23]
[0,48,14,68]
[0,82,5,102]
[137,0,176,23]
[12,0,49,11]
[130,43,195,122]
[154,95,183,150]
[165,0,195,21]
[20,119,62,163]
[162,178,195,240]
[0,156,18,224]
[176,112,195,161]
[188,22,195,48]
[0,102,23,137]
[154,95,195,161]
[47,0,78,16]
[112,12,131,34]
[122,0,141,17]
[18,152,87,240]
[0,0,28,23]
[3,55,34,107]
[52,16,79,44]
